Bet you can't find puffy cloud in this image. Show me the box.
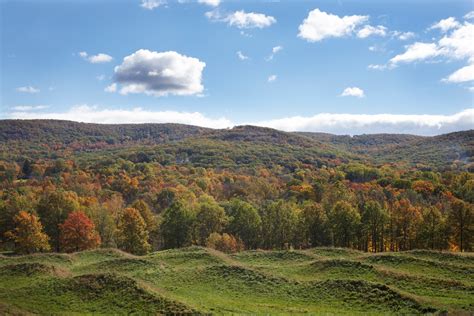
[253,109,474,136]
[340,87,365,98]
[206,10,276,29]
[438,22,474,62]
[79,51,113,63]
[96,74,106,81]
[9,105,232,129]
[443,64,474,83]
[389,42,441,65]
[464,11,474,20]
[113,49,206,97]
[267,75,277,82]
[198,0,220,7]
[429,17,460,32]
[381,21,474,82]
[298,8,368,42]
[11,105,48,111]
[104,83,117,93]
[16,86,40,93]
[357,25,387,38]
[140,0,165,10]
[8,106,472,136]
[236,51,249,60]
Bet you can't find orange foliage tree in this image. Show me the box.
[59,211,101,253]
[5,211,50,254]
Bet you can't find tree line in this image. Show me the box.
[1,158,472,255]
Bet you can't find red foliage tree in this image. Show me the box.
[59,211,101,253]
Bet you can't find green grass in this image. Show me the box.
[0,247,473,315]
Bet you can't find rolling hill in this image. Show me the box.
[0,120,473,170]
[1,247,473,314]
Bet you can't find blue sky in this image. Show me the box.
[1,0,473,135]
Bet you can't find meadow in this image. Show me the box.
[1,247,473,315]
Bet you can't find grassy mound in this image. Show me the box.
[231,250,314,264]
[309,258,376,278]
[0,262,67,277]
[63,273,196,314]
[1,247,471,314]
[306,279,437,314]
[407,249,474,267]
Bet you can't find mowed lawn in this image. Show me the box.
[0,247,473,315]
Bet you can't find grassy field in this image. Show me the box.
[0,247,473,315]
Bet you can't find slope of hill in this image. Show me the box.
[1,247,472,314]
[301,130,474,169]
[0,120,472,169]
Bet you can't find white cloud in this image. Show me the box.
[97,74,106,81]
[11,105,48,111]
[378,20,474,87]
[9,105,232,129]
[79,51,113,63]
[368,64,388,70]
[198,0,220,7]
[268,75,277,82]
[357,25,387,38]
[16,86,40,93]
[389,42,441,65]
[206,10,276,29]
[468,86,474,92]
[340,87,365,98]
[272,46,283,54]
[464,11,474,20]
[266,45,283,61]
[140,0,165,10]
[396,31,415,41]
[438,22,474,62]
[253,109,474,136]
[298,8,368,42]
[429,17,460,32]
[236,51,249,60]
[113,49,206,97]
[8,106,472,136]
[443,64,474,83]
[104,83,117,93]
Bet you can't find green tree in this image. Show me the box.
[131,200,157,233]
[161,200,194,249]
[194,195,227,245]
[419,207,447,250]
[117,207,151,255]
[448,199,473,252]
[260,200,299,249]
[360,201,388,252]
[37,191,79,251]
[299,202,330,247]
[224,198,261,249]
[329,201,361,248]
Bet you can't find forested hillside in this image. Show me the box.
[0,120,473,258]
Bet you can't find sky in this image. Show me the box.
[1,0,473,135]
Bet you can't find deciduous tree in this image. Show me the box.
[59,211,101,252]
[5,211,50,254]
[117,207,151,255]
